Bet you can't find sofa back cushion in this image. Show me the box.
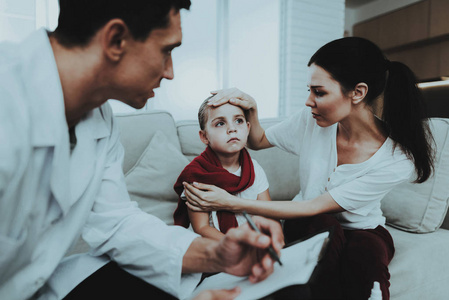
[176,118,300,201]
[124,131,189,225]
[116,110,182,174]
[381,118,449,232]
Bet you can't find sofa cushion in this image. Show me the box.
[381,118,449,233]
[176,118,300,201]
[116,110,181,174]
[388,226,449,300]
[125,131,189,225]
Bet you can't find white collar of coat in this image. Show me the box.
[17,29,111,215]
[19,28,109,147]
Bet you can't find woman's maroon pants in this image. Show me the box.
[284,214,395,300]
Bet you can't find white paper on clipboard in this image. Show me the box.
[188,231,330,300]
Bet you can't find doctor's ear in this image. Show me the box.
[101,19,130,62]
[199,130,209,145]
[351,83,368,104]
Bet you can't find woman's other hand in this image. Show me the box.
[208,87,257,111]
[183,182,235,212]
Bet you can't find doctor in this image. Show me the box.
[0,0,283,299]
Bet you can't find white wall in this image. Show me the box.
[0,0,58,42]
[345,0,423,36]
[0,0,35,42]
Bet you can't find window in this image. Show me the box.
[2,0,345,120]
[113,0,281,121]
[279,0,345,116]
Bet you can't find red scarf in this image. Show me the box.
[173,146,255,233]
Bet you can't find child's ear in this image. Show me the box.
[247,121,251,131]
[199,130,209,145]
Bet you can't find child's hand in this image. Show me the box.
[207,87,257,111]
[183,182,235,212]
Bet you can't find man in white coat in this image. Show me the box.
[0,0,284,299]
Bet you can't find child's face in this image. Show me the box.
[200,103,250,156]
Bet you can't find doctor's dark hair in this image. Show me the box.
[53,0,191,47]
[308,37,434,183]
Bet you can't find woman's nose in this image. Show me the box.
[305,94,315,107]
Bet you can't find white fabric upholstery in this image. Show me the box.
[125,131,189,225]
[116,110,182,174]
[388,225,449,299]
[382,118,449,232]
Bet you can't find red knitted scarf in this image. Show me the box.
[173,146,255,233]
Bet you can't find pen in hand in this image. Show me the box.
[242,211,283,266]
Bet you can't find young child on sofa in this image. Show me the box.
[173,97,271,240]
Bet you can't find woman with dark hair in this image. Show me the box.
[182,37,435,299]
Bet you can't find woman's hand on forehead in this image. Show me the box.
[208,88,256,111]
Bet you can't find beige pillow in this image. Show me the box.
[381,118,449,233]
[125,131,189,225]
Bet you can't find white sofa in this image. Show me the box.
[71,109,449,299]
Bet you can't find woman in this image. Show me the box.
[182,37,434,299]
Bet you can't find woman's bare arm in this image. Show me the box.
[184,182,344,220]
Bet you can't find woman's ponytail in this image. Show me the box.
[383,61,434,183]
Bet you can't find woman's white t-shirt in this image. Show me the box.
[265,108,414,230]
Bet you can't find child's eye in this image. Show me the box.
[215,121,225,127]
[235,118,244,124]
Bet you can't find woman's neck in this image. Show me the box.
[338,107,387,144]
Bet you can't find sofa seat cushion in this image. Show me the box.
[388,226,449,299]
[125,131,189,225]
[381,118,449,233]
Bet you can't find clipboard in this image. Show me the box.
[189,229,332,300]
[261,228,334,300]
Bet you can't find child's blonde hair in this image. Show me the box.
[198,96,249,130]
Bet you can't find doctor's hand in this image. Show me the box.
[208,87,257,111]
[215,216,284,283]
[182,217,284,284]
[193,287,241,300]
[183,182,235,212]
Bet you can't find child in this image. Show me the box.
[173,97,271,240]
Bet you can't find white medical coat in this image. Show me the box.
[0,29,199,300]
